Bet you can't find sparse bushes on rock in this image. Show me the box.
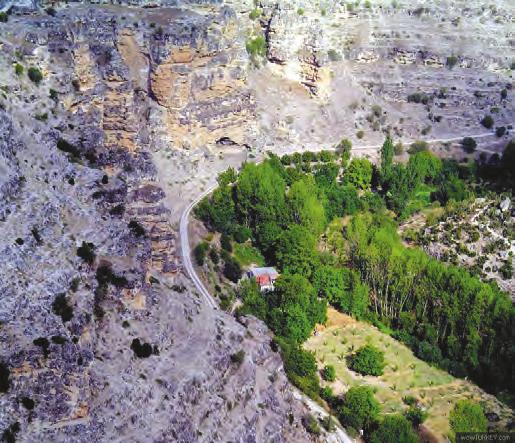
[246,35,267,59]
[302,415,321,435]
[0,362,10,393]
[480,115,494,129]
[27,67,43,85]
[77,241,96,264]
[128,220,145,237]
[446,55,458,68]
[230,349,245,366]
[461,137,477,153]
[407,92,429,105]
[130,338,156,358]
[14,63,23,76]
[52,293,73,323]
[496,126,506,137]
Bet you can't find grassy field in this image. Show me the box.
[304,308,513,441]
[233,243,265,267]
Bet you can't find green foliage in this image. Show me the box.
[14,63,23,76]
[302,415,321,435]
[339,385,380,430]
[238,278,268,319]
[233,225,252,243]
[408,140,429,154]
[380,136,394,182]
[249,8,262,20]
[268,274,326,343]
[369,414,418,443]
[52,294,73,323]
[194,242,209,266]
[345,158,373,190]
[27,67,43,85]
[322,364,336,381]
[223,254,242,283]
[128,220,145,237]
[349,344,385,376]
[404,406,428,427]
[131,338,154,358]
[407,150,442,183]
[0,362,9,393]
[220,233,233,252]
[233,242,265,267]
[230,350,245,366]
[246,35,267,58]
[480,115,494,129]
[449,400,487,434]
[446,55,458,68]
[461,137,477,153]
[57,138,81,160]
[0,12,8,23]
[275,225,318,277]
[407,92,429,105]
[287,176,327,235]
[217,167,237,186]
[77,241,96,264]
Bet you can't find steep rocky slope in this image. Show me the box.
[0,3,314,442]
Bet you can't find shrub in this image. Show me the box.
[130,338,153,358]
[220,233,232,252]
[249,8,262,20]
[20,397,35,410]
[14,63,23,76]
[95,264,128,288]
[404,406,428,426]
[449,400,487,434]
[446,55,458,68]
[302,415,321,435]
[321,364,336,382]
[480,115,494,129]
[348,344,385,376]
[501,89,508,100]
[223,255,242,283]
[45,7,57,16]
[407,92,429,105]
[496,126,506,137]
[52,294,73,323]
[233,225,252,243]
[297,7,305,15]
[33,337,50,357]
[339,385,380,430]
[356,130,364,139]
[49,88,58,101]
[77,241,96,264]
[408,140,429,154]
[128,220,145,237]
[230,350,245,366]
[370,414,418,443]
[194,242,209,266]
[0,362,9,393]
[461,137,477,153]
[57,138,81,160]
[27,67,43,85]
[0,12,8,23]
[246,35,267,58]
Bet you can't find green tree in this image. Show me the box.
[223,255,242,283]
[349,344,385,376]
[339,385,380,430]
[235,162,287,229]
[287,176,327,235]
[217,167,237,186]
[239,279,267,319]
[449,400,487,434]
[407,150,442,184]
[275,225,319,277]
[380,136,395,182]
[369,414,418,443]
[480,115,494,129]
[345,158,373,190]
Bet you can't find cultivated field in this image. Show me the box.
[304,308,514,441]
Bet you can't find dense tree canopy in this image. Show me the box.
[339,385,380,431]
[369,414,418,443]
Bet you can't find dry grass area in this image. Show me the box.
[305,308,514,442]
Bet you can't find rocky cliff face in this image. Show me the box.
[0,3,314,442]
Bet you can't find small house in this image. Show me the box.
[246,267,279,292]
